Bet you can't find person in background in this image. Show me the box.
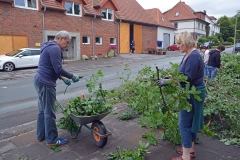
[206,45,225,80]
[200,46,210,77]
[157,31,206,160]
[34,30,79,146]
[130,40,135,55]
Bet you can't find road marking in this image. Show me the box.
[1,87,7,89]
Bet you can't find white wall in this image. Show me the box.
[157,27,175,46]
[172,20,206,35]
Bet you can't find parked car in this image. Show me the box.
[200,42,212,49]
[0,48,41,72]
[166,44,179,51]
[233,43,240,53]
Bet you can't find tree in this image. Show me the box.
[217,16,234,41]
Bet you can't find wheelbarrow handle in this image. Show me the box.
[55,99,64,110]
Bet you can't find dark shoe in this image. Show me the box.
[47,138,68,146]
[176,148,196,158]
[172,156,192,160]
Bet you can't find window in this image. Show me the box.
[20,50,31,56]
[202,24,203,30]
[174,23,178,28]
[31,50,41,56]
[175,12,179,17]
[198,23,200,29]
[66,1,81,16]
[162,17,165,21]
[82,36,90,44]
[102,8,114,21]
[110,38,116,45]
[95,37,102,45]
[14,0,38,10]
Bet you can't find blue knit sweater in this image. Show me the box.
[34,40,73,87]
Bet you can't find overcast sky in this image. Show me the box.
[136,0,239,19]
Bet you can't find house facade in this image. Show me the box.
[163,1,209,41]
[0,0,178,58]
[205,15,220,36]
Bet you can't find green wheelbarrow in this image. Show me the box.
[55,100,112,148]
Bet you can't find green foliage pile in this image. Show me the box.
[105,141,150,160]
[110,54,240,147]
[56,70,113,131]
[110,64,203,146]
[204,53,240,146]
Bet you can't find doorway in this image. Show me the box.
[47,36,75,60]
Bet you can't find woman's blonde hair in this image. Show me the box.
[175,31,195,48]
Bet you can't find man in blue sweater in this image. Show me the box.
[34,31,79,146]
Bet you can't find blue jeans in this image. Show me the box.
[204,65,208,77]
[34,80,58,144]
[179,109,197,148]
[206,65,218,80]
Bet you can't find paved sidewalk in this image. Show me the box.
[0,103,239,160]
[0,51,239,160]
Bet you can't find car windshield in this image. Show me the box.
[5,50,23,56]
[235,43,240,47]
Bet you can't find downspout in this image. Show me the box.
[40,0,46,42]
[194,19,196,40]
[118,19,122,55]
[92,14,96,56]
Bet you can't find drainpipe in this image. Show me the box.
[40,0,46,42]
[92,14,96,56]
[118,19,122,55]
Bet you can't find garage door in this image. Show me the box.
[0,35,28,55]
[163,33,170,49]
[134,24,142,53]
[120,23,130,54]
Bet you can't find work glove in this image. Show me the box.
[157,79,169,87]
[71,74,79,83]
[62,77,71,86]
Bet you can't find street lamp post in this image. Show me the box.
[233,10,240,53]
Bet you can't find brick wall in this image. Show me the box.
[0,2,118,58]
[142,25,158,52]
[0,3,43,47]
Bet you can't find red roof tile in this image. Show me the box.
[146,8,175,29]
[114,0,159,25]
[163,1,197,21]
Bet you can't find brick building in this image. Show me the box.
[0,0,175,59]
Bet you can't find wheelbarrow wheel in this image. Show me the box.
[91,120,108,148]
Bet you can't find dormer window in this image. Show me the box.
[102,8,114,21]
[175,11,180,17]
[14,0,38,10]
[66,1,82,16]
[162,17,165,21]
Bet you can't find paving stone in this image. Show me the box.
[0,141,17,154]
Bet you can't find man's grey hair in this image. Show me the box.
[55,30,71,40]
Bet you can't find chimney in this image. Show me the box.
[203,10,206,14]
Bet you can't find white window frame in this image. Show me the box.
[102,8,114,21]
[95,37,102,45]
[110,37,116,45]
[175,12,179,17]
[65,1,82,17]
[14,0,38,10]
[82,36,90,44]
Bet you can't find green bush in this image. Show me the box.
[198,37,206,44]
[227,37,234,43]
